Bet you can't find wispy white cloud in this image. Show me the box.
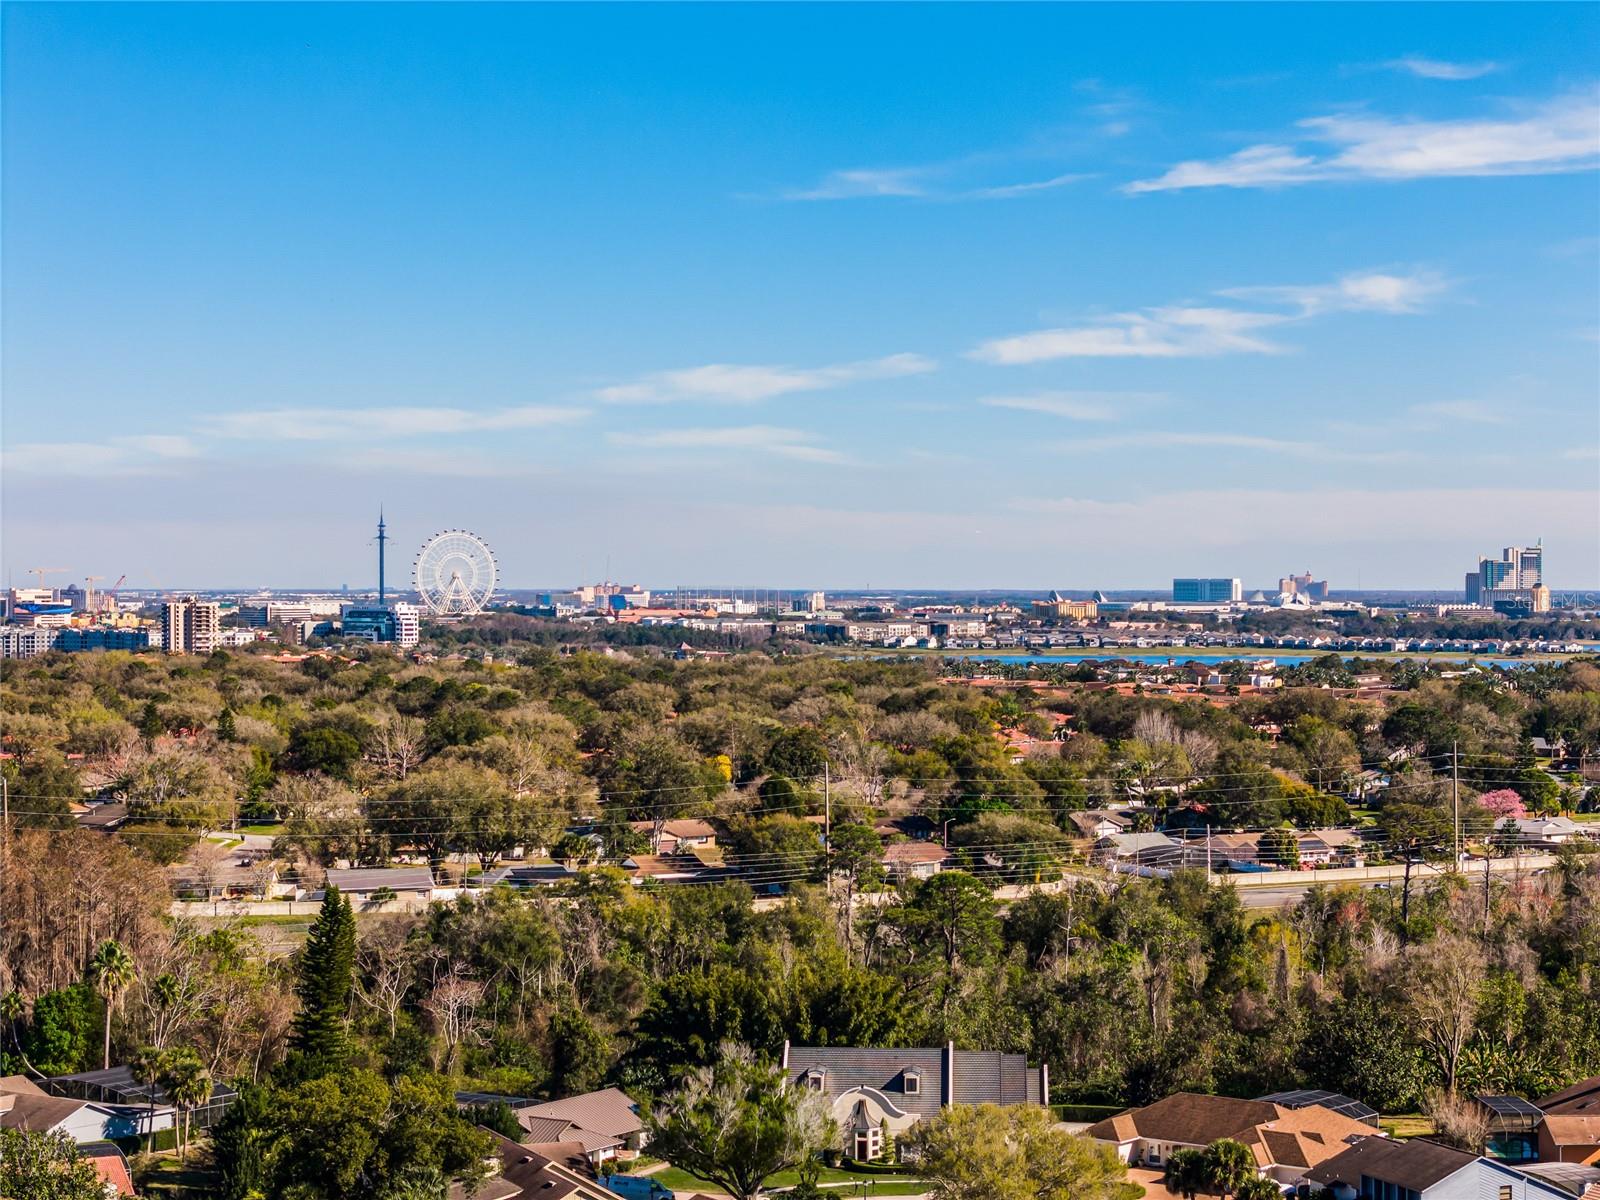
[971,307,1291,364]
[1126,89,1600,192]
[1220,269,1450,315]
[207,404,588,441]
[782,166,1091,202]
[1385,56,1501,81]
[607,425,852,464]
[1048,431,1409,464]
[966,173,1094,199]
[1005,488,1595,560]
[2,435,202,476]
[596,353,935,404]
[1407,399,1509,425]
[970,269,1445,364]
[785,168,930,201]
[337,447,528,476]
[979,391,1157,420]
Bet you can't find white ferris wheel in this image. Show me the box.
[413,529,498,616]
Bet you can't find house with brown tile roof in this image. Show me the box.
[1085,1092,1377,1186]
[629,818,718,854]
[449,1134,617,1200]
[510,1087,646,1165]
[881,842,949,881]
[1540,1114,1600,1165]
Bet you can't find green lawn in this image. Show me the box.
[650,1164,929,1195]
[132,1150,219,1199]
[1381,1114,1435,1138]
[239,823,284,835]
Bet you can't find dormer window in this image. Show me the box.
[805,1069,826,1091]
[903,1070,921,1095]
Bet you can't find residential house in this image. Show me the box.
[0,1076,132,1143]
[781,1041,1048,1163]
[46,1064,236,1138]
[1474,1095,1543,1163]
[882,842,950,881]
[620,853,706,885]
[1298,828,1367,867]
[1515,1162,1600,1198]
[1085,1092,1380,1187]
[1499,817,1587,847]
[1068,810,1132,841]
[450,1134,617,1200]
[1095,831,1189,870]
[477,863,579,889]
[629,818,718,855]
[322,866,436,905]
[509,1088,647,1166]
[1539,1116,1600,1166]
[1542,1077,1600,1122]
[1303,1134,1573,1199]
[873,814,938,842]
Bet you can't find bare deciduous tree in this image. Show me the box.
[1406,935,1484,1094]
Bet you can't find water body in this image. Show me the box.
[960,650,1562,669]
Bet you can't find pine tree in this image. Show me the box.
[138,701,164,750]
[216,707,238,743]
[288,885,356,1075]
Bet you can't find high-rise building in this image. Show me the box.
[1173,578,1242,604]
[1277,571,1329,601]
[160,598,220,653]
[1465,541,1544,606]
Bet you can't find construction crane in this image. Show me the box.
[102,574,127,614]
[27,567,68,592]
[84,576,106,615]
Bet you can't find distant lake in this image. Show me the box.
[956,650,1566,669]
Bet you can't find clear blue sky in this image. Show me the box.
[3,3,1597,590]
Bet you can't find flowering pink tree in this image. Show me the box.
[1478,789,1527,821]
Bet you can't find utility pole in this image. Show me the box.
[1400,851,1414,946]
[1452,739,1461,870]
[1482,850,1492,936]
[823,762,831,846]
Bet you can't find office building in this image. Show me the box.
[53,627,151,653]
[1173,578,1242,604]
[3,587,74,628]
[341,601,420,648]
[161,598,221,654]
[792,591,828,614]
[1,626,56,659]
[1465,542,1544,607]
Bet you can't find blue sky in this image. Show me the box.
[3,3,1597,591]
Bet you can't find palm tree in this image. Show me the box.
[88,940,137,1070]
[129,1045,167,1155]
[160,1048,210,1161]
[1202,1138,1257,1198]
[1163,1148,1206,1199]
[149,973,180,1050]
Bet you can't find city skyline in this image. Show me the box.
[2,4,1598,587]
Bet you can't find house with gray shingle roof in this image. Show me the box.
[781,1041,1048,1162]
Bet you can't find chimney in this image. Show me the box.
[943,1042,955,1109]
